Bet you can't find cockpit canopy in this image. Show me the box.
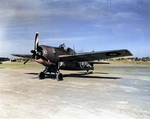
[59,43,76,55]
[59,43,66,50]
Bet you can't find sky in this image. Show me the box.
[0,0,150,58]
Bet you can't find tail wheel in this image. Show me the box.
[38,72,45,79]
[57,73,63,81]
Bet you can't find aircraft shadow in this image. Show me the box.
[25,73,38,75]
[63,73,120,79]
[25,73,56,79]
[25,72,120,80]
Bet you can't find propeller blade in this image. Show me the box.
[34,32,39,51]
[23,58,30,65]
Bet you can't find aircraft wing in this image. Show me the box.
[11,54,32,58]
[59,49,133,62]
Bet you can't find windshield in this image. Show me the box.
[59,43,66,50]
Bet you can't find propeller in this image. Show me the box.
[23,58,30,65]
[24,32,41,65]
[34,32,39,52]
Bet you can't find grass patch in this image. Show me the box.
[0,61,44,71]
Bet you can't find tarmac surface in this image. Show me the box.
[0,63,150,119]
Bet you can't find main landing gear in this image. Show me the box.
[38,65,63,81]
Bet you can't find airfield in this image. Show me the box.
[0,61,150,119]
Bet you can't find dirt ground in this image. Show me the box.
[0,63,150,119]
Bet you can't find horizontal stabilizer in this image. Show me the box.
[90,62,110,64]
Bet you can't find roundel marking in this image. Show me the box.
[44,50,47,54]
[105,52,121,56]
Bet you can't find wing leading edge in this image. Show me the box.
[59,49,133,62]
[11,54,32,58]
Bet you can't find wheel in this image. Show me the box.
[38,72,45,79]
[57,73,63,81]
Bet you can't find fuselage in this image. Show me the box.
[35,45,94,71]
[39,45,71,62]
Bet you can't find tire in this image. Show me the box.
[57,73,63,81]
[38,72,45,79]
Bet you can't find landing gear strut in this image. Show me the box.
[86,70,89,74]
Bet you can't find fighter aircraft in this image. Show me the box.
[12,32,132,81]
